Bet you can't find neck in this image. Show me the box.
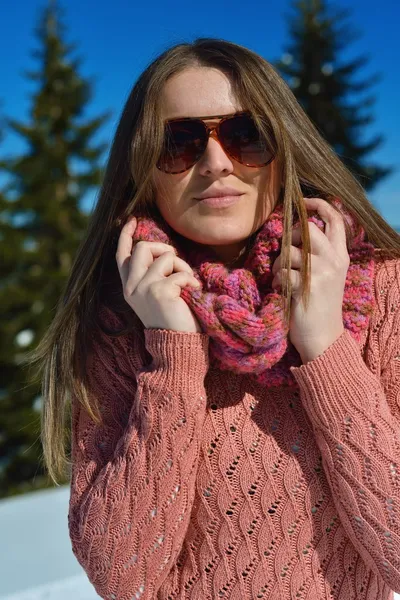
[209,242,248,265]
[211,230,260,267]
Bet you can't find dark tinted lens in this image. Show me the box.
[157,119,207,173]
[219,114,273,165]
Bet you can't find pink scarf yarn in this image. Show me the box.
[132,199,376,389]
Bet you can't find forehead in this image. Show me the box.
[159,67,242,120]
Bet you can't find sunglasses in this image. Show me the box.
[156,111,275,174]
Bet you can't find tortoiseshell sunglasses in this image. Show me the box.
[156,111,275,174]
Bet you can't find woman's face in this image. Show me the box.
[153,66,281,263]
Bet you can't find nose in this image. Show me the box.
[196,128,235,176]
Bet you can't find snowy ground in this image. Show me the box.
[0,574,99,600]
[0,486,100,599]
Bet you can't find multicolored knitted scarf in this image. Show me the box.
[132,199,376,389]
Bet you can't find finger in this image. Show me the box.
[272,245,302,276]
[290,226,302,247]
[145,251,194,281]
[151,271,201,299]
[116,217,139,284]
[126,250,193,295]
[116,218,177,285]
[291,220,328,255]
[272,268,301,291]
[303,197,347,255]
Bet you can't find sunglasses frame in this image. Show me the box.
[156,110,275,174]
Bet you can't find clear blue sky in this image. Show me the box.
[1,0,399,227]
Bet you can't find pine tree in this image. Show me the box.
[0,0,108,498]
[276,0,391,191]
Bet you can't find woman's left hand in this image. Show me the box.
[271,197,351,364]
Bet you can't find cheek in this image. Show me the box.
[258,162,280,192]
[153,168,192,213]
[258,164,281,213]
[241,162,280,206]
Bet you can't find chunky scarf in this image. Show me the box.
[132,199,376,389]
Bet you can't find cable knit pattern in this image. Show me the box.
[68,256,400,600]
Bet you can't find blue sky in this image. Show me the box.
[1,0,399,227]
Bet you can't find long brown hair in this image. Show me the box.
[22,38,400,484]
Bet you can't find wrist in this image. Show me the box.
[298,327,345,365]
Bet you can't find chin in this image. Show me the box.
[188,232,250,247]
[188,220,254,245]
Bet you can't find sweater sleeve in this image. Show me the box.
[289,257,400,593]
[68,312,210,600]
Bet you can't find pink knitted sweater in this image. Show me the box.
[69,256,400,600]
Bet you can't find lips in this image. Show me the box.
[195,187,244,200]
[196,195,243,208]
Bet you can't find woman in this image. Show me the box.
[27,39,400,599]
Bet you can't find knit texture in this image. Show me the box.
[68,256,400,600]
[131,199,376,389]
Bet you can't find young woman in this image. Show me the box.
[28,39,400,599]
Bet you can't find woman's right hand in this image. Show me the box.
[116,216,203,333]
